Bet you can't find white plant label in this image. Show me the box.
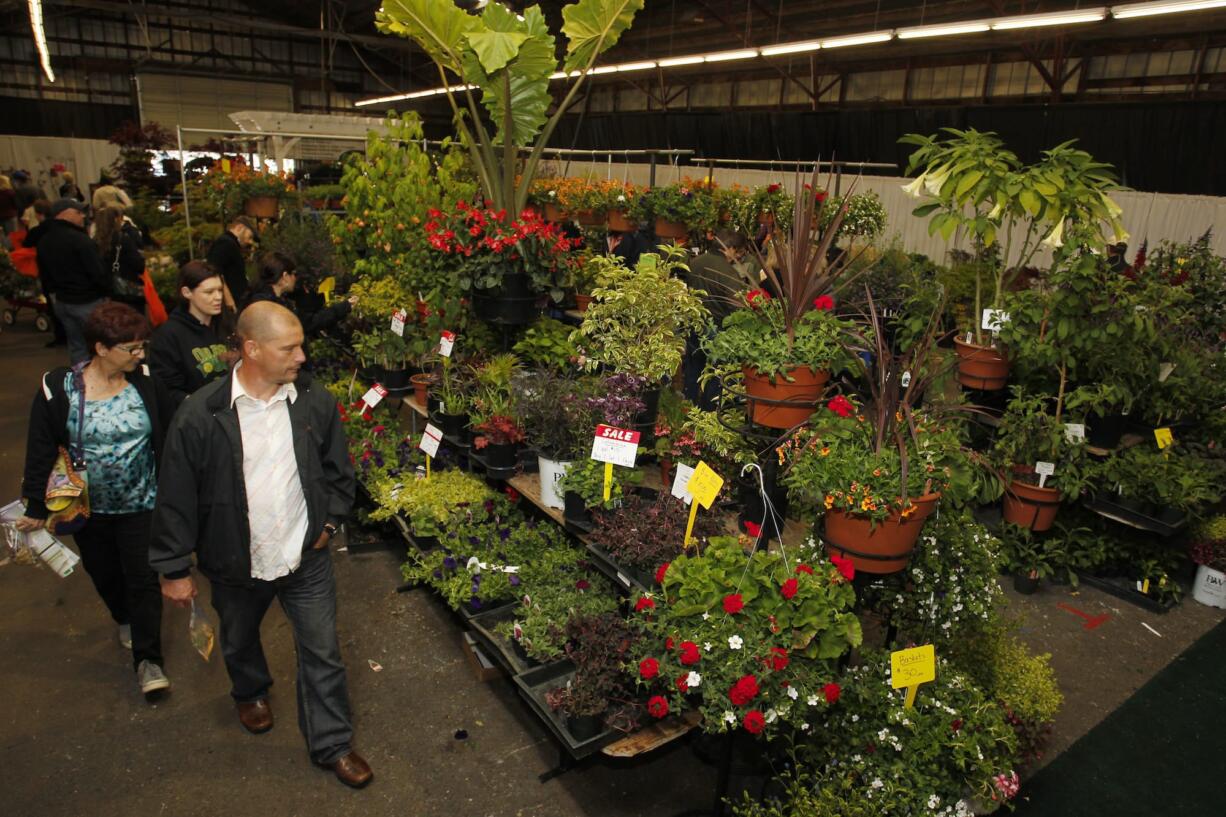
[900,370,913,388]
[418,423,443,458]
[1064,423,1086,443]
[390,309,407,337]
[1158,362,1175,383]
[1035,460,1056,488]
[438,330,456,358]
[590,424,640,468]
[981,309,1010,333]
[616,572,631,588]
[362,383,388,408]
[671,463,696,506]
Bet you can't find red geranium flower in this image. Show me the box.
[575,579,591,591]
[815,190,828,203]
[655,562,670,585]
[675,673,690,693]
[635,597,656,613]
[746,289,771,308]
[813,294,835,311]
[823,682,841,704]
[795,564,814,575]
[768,647,790,671]
[767,183,781,193]
[665,636,675,651]
[826,395,855,418]
[780,578,799,600]
[505,486,521,503]
[744,520,762,538]
[639,657,659,680]
[679,641,701,666]
[729,674,760,706]
[743,710,766,734]
[831,554,855,582]
[647,695,669,719]
[722,594,744,614]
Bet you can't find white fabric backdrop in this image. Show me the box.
[552,159,1226,264]
[0,136,119,200]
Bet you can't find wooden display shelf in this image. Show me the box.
[602,710,703,757]
[1085,433,1145,458]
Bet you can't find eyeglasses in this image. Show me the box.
[115,342,149,355]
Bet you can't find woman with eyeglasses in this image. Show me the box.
[17,301,176,700]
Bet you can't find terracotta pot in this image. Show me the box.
[1002,479,1061,532]
[953,338,1010,391]
[410,373,434,407]
[574,293,593,313]
[243,196,278,219]
[606,209,635,233]
[574,209,603,227]
[660,457,673,490]
[823,493,940,574]
[543,203,565,222]
[654,217,688,239]
[742,366,830,429]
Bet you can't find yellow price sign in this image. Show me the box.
[318,276,337,304]
[221,158,231,174]
[686,461,724,510]
[1154,427,1173,450]
[890,644,936,708]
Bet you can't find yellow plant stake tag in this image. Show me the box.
[221,158,231,174]
[603,462,613,502]
[684,461,724,548]
[318,276,337,304]
[1154,427,1173,450]
[890,644,936,709]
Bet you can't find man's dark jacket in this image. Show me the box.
[205,231,249,304]
[29,219,110,304]
[22,364,175,519]
[149,368,354,586]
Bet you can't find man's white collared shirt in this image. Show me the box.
[231,364,309,581]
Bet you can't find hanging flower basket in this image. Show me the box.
[654,217,688,239]
[543,203,565,222]
[823,493,940,574]
[953,337,1010,390]
[743,365,830,429]
[606,209,635,233]
[574,209,603,227]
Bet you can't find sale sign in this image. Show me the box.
[590,424,641,468]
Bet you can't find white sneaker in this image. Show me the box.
[137,660,170,696]
[118,623,132,650]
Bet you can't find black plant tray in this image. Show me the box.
[450,596,517,626]
[512,661,619,759]
[467,603,544,676]
[390,514,439,553]
[1081,574,1180,614]
[584,541,651,594]
[467,448,519,481]
[1083,496,1187,537]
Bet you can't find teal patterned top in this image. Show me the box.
[65,375,156,514]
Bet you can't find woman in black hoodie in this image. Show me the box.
[245,251,352,336]
[148,261,231,408]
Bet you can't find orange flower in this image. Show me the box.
[824,494,835,510]
[820,447,830,457]
[872,468,882,477]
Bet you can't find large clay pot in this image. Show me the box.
[654,218,688,239]
[823,493,940,574]
[574,294,593,312]
[606,209,636,233]
[953,338,1010,391]
[1002,479,1061,532]
[742,366,830,429]
[243,196,278,219]
[410,373,433,407]
[543,203,565,222]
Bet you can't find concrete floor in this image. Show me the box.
[1,318,1222,816]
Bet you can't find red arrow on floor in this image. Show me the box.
[1057,602,1110,630]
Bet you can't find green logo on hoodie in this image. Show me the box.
[193,344,229,376]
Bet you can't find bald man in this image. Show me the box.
[150,302,370,788]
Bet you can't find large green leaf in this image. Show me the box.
[466,29,529,74]
[376,0,478,74]
[561,0,645,72]
[462,5,556,146]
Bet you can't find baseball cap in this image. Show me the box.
[50,198,87,216]
[11,170,29,181]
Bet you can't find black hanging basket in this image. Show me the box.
[473,272,542,326]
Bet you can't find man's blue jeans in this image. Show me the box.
[209,547,354,764]
[54,297,105,364]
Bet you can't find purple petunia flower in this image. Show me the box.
[443,556,457,570]
[509,575,521,587]
[432,569,443,580]
[499,528,511,541]
[470,597,483,610]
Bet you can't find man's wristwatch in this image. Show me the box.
[322,522,339,538]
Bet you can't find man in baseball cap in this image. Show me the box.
[37,199,111,362]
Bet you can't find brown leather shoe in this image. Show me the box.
[236,699,273,734]
[321,751,373,789]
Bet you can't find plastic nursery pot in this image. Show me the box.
[563,491,590,526]
[953,338,1010,391]
[243,196,278,219]
[566,713,604,742]
[472,272,542,326]
[1002,478,1061,532]
[381,367,412,394]
[409,373,433,405]
[606,209,635,233]
[659,457,673,490]
[634,385,662,449]
[1013,572,1040,595]
[823,493,941,575]
[574,294,593,313]
[1086,412,1128,450]
[482,442,519,470]
[438,412,468,442]
[653,217,688,239]
[742,366,830,430]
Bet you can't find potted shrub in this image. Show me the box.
[511,317,581,371]
[547,612,641,741]
[371,469,495,546]
[434,355,472,442]
[514,371,597,510]
[588,493,723,587]
[557,456,639,527]
[494,556,619,665]
[998,523,1055,594]
[468,354,525,469]
[349,275,421,389]
[570,249,603,312]
[902,129,1126,391]
[572,246,711,444]
[1190,515,1226,609]
[200,159,294,218]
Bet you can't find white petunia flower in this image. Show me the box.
[702,612,711,621]
[765,709,778,724]
[807,695,819,706]
[704,642,713,652]
[786,686,799,700]
[723,710,736,724]
[686,671,702,688]
[728,635,744,650]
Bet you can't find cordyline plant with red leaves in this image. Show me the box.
[629,535,860,736]
[424,200,578,300]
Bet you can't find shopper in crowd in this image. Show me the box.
[37,199,111,363]
[606,223,648,268]
[91,184,133,213]
[12,170,46,213]
[21,199,67,347]
[16,302,175,698]
[152,301,370,788]
[94,204,146,313]
[58,171,85,202]
[21,197,52,230]
[246,251,352,337]
[148,261,230,408]
[206,216,258,308]
[0,175,18,234]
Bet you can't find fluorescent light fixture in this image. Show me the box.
[616,61,657,72]
[760,41,822,56]
[588,65,619,75]
[990,8,1107,30]
[27,0,55,83]
[820,30,893,49]
[354,84,475,107]
[657,55,705,67]
[1112,0,1226,18]
[703,48,760,62]
[897,20,991,39]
